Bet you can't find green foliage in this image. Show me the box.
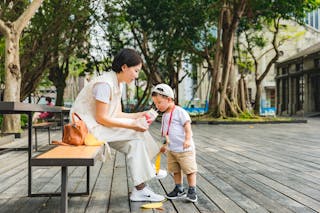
[16,0,93,100]
[20,114,28,128]
[0,114,28,128]
[0,1,29,22]
[102,0,219,96]
[238,111,257,119]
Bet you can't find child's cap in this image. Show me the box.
[152,83,174,99]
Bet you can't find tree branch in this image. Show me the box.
[0,19,10,37]
[15,0,43,34]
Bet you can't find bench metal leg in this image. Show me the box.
[87,166,90,194]
[61,166,68,213]
[34,128,38,151]
[28,112,33,197]
[47,127,51,145]
[30,166,90,197]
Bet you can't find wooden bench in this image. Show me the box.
[32,122,57,151]
[30,145,104,213]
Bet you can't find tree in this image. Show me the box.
[102,0,212,110]
[18,0,93,106]
[47,0,92,106]
[0,0,43,133]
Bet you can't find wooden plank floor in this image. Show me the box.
[0,118,320,213]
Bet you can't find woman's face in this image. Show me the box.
[122,63,142,84]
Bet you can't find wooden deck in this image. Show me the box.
[0,118,320,213]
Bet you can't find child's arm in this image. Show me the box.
[183,121,192,149]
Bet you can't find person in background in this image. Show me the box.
[32,97,54,123]
[151,83,198,202]
[71,48,166,202]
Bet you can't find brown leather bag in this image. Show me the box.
[61,112,88,146]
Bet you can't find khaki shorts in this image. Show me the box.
[167,151,197,174]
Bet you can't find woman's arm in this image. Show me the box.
[115,102,146,119]
[95,100,147,132]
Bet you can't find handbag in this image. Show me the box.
[62,112,88,146]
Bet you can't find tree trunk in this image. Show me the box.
[56,83,66,107]
[217,31,234,117]
[254,80,262,114]
[2,35,21,133]
[239,77,246,111]
[208,58,219,115]
[208,6,224,116]
[216,0,247,118]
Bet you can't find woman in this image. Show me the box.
[71,48,166,202]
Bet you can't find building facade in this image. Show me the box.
[275,42,320,116]
[244,18,320,115]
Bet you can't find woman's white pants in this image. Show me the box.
[91,125,160,186]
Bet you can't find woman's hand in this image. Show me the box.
[131,119,149,132]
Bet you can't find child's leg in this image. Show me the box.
[166,152,186,199]
[186,172,196,187]
[173,170,184,192]
[173,170,183,185]
[186,172,198,202]
[166,170,186,199]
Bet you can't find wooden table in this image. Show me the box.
[0,102,70,196]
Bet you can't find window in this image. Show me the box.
[282,67,288,75]
[296,76,304,110]
[316,9,319,29]
[296,63,303,72]
[315,58,320,68]
[282,79,288,111]
[248,88,252,102]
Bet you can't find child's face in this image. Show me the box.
[152,95,172,113]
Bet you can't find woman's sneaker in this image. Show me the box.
[166,186,186,200]
[186,188,198,202]
[130,186,165,202]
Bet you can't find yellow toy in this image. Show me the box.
[141,202,163,209]
[155,152,161,175]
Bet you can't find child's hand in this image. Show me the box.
[183,140,191,150]
[160,145,167,153]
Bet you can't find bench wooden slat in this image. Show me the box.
[31,145,103,167]
[33,122,57,128]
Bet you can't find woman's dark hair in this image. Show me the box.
[111,48,143,73]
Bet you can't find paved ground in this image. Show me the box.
[0,117,319,212]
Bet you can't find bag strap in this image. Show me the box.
[72,112,82,123]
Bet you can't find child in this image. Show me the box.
[151,83,198,202]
